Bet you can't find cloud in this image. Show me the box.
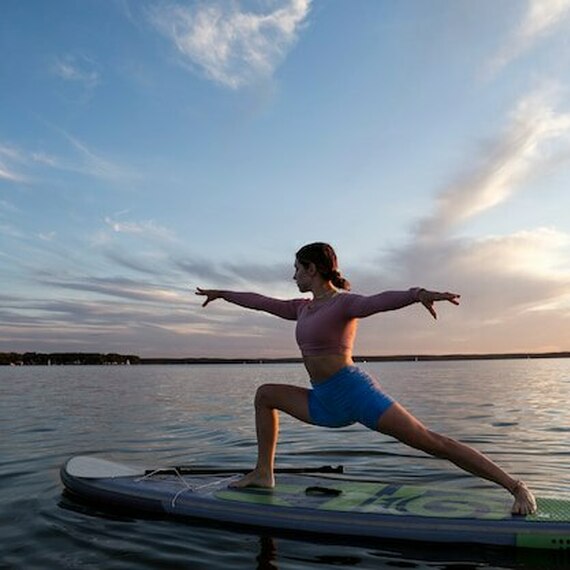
[349,92,570,355]
[31,152,59,167]
[344,223,570,355]
[490,0,570,73]
[393,227,570,295]
[41,275,188,305]
[52,54,101,90]
[170,253,296,293]
[104,216,175,240]
[0,144,27,182]
[0,132,134,185]
[415,92,570,242]
[464,227,570,279]
[104,248,164,276]
[59,131,135,181]
[173,257,236,285]
[1,140,58,183]
[149,0,311,88]
[0,222,25,239]
[376,94,570,334]
[4,220,568,357]
[38,232,57,242]
[226,262,293,287]
[0,200,19,215]
[0,289,296,357]
[0,165,23,182]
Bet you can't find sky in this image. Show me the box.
[1,0,570,358]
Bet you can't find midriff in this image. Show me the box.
[303,354,354,384]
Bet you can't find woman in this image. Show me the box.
[196,242,536,515]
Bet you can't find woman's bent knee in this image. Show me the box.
[255,384,279,407]
[253,384,311,424]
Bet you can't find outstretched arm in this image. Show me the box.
[195,288,301,320]
[345,287,460,319]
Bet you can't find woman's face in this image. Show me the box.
[293,259,312,292]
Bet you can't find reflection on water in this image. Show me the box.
[0,360,569,569]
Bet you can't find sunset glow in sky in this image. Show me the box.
[1,1,570,358]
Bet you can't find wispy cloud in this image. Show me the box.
[104,248,163,276]
[42,275,187,305]
[171,254,293,289]
[0,222,25,239]
[0,144,27,182]
[415,92,570,242]
[38,231,57,242]
[0,131,134,184]
[104,216,176,241]
[31,151,59,167]
[0,200,19,215]
[1,141,63,183]
[59,130,134,181]
[173,257,236,285]
[52,54,101,90]
[490,0,570,74]
[149,0,311,89]
[0,164,24,182]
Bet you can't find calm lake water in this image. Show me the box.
[1,360,569,569]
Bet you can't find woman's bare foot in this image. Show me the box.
[510,480,537,515]
[229,468,275,489]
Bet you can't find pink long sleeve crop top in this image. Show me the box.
[222,289,423,357]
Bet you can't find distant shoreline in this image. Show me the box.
[3,351,568,366]
[139,351,570,365]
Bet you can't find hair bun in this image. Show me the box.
[331,270,351,291]
[296,242,351,291]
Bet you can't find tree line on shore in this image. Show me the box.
[2,351,568,366]
[1,352,140,366]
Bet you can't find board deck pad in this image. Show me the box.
[215,480,569,522]
[60,456,570,550]
[216,481,512,519]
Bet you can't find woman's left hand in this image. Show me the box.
[418,289,460,319]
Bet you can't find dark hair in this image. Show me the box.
[295,242,351,291]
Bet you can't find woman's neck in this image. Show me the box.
[312,284,338,300]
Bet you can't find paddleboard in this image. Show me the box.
[60,455,570,550]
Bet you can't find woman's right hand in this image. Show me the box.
[195,288,223,307]
[417,289,460,320]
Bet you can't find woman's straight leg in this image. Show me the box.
[376,402,537,514]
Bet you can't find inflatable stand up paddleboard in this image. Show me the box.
[61,456,570,550]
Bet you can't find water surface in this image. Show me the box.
[1,359,569,569]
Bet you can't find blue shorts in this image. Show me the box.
[308,366,395,430]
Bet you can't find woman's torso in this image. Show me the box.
[303,354,354,383]
[295,294,358,359]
